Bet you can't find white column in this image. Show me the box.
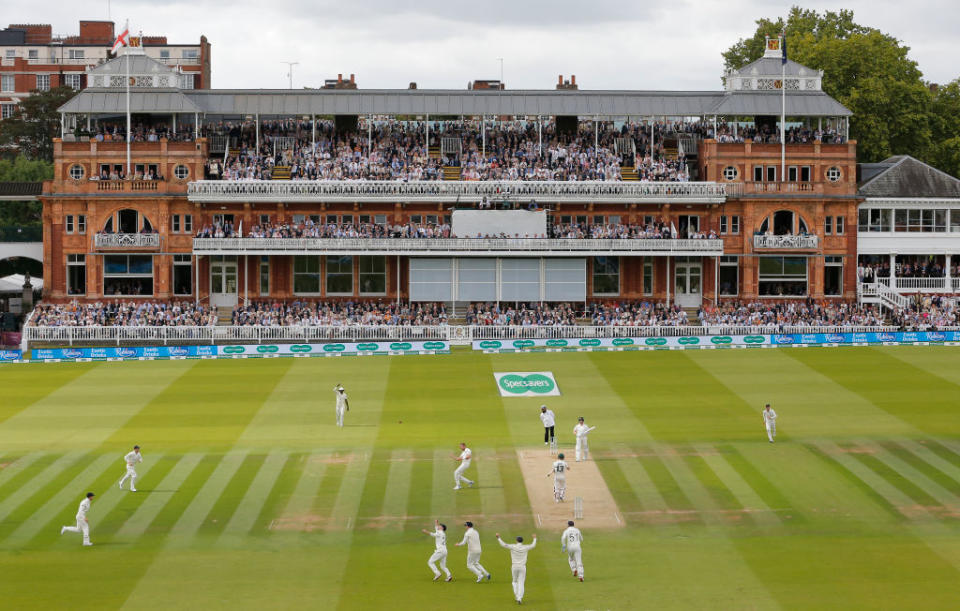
[311,114,316,151]
[367,115,372,152]
[194,255,199,307]
[482,117,486,157]
[194,112,198,140]
[396,255,400,304]
[594,117,598,149]
[890,253,896,291]
[649,118,654,158]
[666,256,671,307]
[61,113,65,138]
[538,116,542,157]
[255,114,260,158]
[172,113,176,134]
[244,255,248,306]
[425,114,430,148]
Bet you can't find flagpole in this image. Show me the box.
[125,22,131,179]
[780,35,786,183]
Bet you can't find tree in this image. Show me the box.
[722,7,950,166]
[0,86,77,162]
[0,155,53,182]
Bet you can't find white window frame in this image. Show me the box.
[172,254,193,296]
[359,256,387,296]
[77,215,86,235]
[325,255,354,296]
[65,215,74,234]
[293,255,322,296]
[719,255,739,296]
[0,74,14,92]
[35,73,50,91]
[259,256,270,296]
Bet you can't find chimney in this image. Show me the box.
[350,74,354,83]
[558,75,563,85]
[571,75,576,85]
[408,82,417,89]
[337,73,343,84]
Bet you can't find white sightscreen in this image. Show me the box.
[451,210,547,238]
[409,258,453,302]
[544,258,586,301]
[500,259,541,301]
[457,258,496,301]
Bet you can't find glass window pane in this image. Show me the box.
[104,256,128,274]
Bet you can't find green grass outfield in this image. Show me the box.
[2,346,960,609]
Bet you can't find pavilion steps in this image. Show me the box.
[271,166,292,180]
[428,144,442,159]
[620,166,639,181]
[663,147,680,160]
[684,307,700,324]
[442,165,462,180]
[217,306,234,325]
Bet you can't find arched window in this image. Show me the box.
[757,210,809,236]
[102,209,155,234]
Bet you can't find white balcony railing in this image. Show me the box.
[94,233,161,248]
[191,237,725,256]
[187,180,733,203]
[753,234,819,249]
[869,276,960,293]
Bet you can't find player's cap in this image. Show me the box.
[578,416,584,422]
[464,521,473,527]
[134,445,140,449]
[568,520,574,526]
[439,523,447,531]
[516,536,523,543]
[558,453,564,459]
[86,492,95,498]
[540,405,547,410]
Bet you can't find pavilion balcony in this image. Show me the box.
[191,237,725,257]
[94,233,161,249]
[186,180,735,204]
[753,234,819,250]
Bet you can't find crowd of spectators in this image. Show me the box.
[714,123,846,145]
[550,220,716,239]
[589,302,689,326]
[858,259,959,282]
[697,300,886,327]
[465,302,579,326]
[27,301,217,327]
[231,300,448,326]
[891,296,959,329]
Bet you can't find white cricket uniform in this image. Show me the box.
[61,497,91,544]
[498,537,537,603]
[334,387,348,428]
[427,528,451,578]
[454,447,474,489]
[552,459,570,502]
[573,423,595,461]
[459,528,488,579]
[561,526,584,578]
[763,408,777,442]
[118,450,142,490]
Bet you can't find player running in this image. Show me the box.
[60,492,95,546]
[333,384,349,428]
[561,520,584,581]
[763,404,777,443]
[455,521,491,583]
[573,417,596,461]
[421,519,453,582]
[546,452,571,502]
[496,532,537,605]
[453,442,475,490]
[118,445,142,491]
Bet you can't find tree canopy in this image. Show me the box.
[723,7,960,177]
[0,86,77,162]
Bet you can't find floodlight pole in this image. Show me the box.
[281,62,299,89]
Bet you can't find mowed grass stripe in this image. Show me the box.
[328,450,372,531]
[0,452,49,496]
[405,449,435,528]
[250,452,306,536]
[219,451,290,543]
[310,460,347,523]
[0,452,86,523]
[94,454,182,540]
[803,442,905,522]
[476,449,507,519]
[697,446,781,528]
[278,454,327,524]
[635,450,698,515]
[380,449,414,519]
[0,363,95,426]
[867,442,960,507]
[719,444,804,525]
[165,451,248,545]
[659,452,734,526]
[354,448,392,519]
[496,445,534,526]
[196,453,267,539]
[899,440,960,489]
[113,453,204,540]
[593,454,644,513]
[842,442,942,509]
[431,448,457,519]
[132,453,221,541]
[2,453,115,545]
[930,439,960,470]
[682,452,748,514]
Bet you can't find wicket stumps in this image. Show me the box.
[574,496,584,519]
[549,438,558,454]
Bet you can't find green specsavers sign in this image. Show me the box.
[493,372,561,397]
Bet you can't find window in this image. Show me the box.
[293,256,321,294]
[159,50,170,59]
[4,50,13,59]
[720,215,740,235]
[103,254,154,296]
[184,214,193,233]
[766,166,777,182]
[259,214,270,226]
[608,215,620,225]
[374,214,387,225]
[593,215,605,225]
[0,103,14,119]
[825,216,833,235]
[894,209,947,232]
[326,255,353,295]
[800,166,811,182]
[859,208,892,232]
[0,75,13,92]
[259,256,270,295]
[359,256,386,295]
[753,166,763,182]
[172,215,181,233]
[64,74,82,90]
[835,216,844,235]
[28,49,38,60]
[409,215,421,225]
[68,49,84,59]
[722,166,738,181]
[643,260,653,295]
[826,166,842,182]
[35,74,50,91]
[951,211,960,233]
[77,215,86,234]
[788,166,798,182]
[719,255,738,296]
[69,164,85,180]
[592,256,619,296]
[358,214,371,224]
[824,256,843,296]
[342,214,355,225]
[65,215,74,234]
[182,49,199,59]
[173,164,189,180]
[758,256,807,296]
[67,254,86,295]
[173,254,192,295]
[179,73,195,89]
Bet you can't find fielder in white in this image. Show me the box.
[333,384,349,428]
[496,532,537,604]
[573,417,596,461]
[118,445,142,491]
[561,520,584,581]
[421,519,453,582]
[60,492,94,546]
[453,442,475,490]
[455,521,491,582]
[763,404,777,443]
[546,452,571,502]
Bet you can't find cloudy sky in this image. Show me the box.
[10,1,959,90]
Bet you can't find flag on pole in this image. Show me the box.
[781,32,788,65]
[112,21,130,54]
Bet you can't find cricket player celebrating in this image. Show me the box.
[546,453,571,502]
[539,405,556,446]
[333,384,349,428]
[496,532,537,605]
[561,520,584,581]
[763,403,777,443]
[453,442,475,490]
[118,445,142,491]
[60,492,95,546]
[573,417,596,461]
[455,521,491,582]
[421,519,453,582]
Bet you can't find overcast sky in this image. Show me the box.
[10,1,959,90]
